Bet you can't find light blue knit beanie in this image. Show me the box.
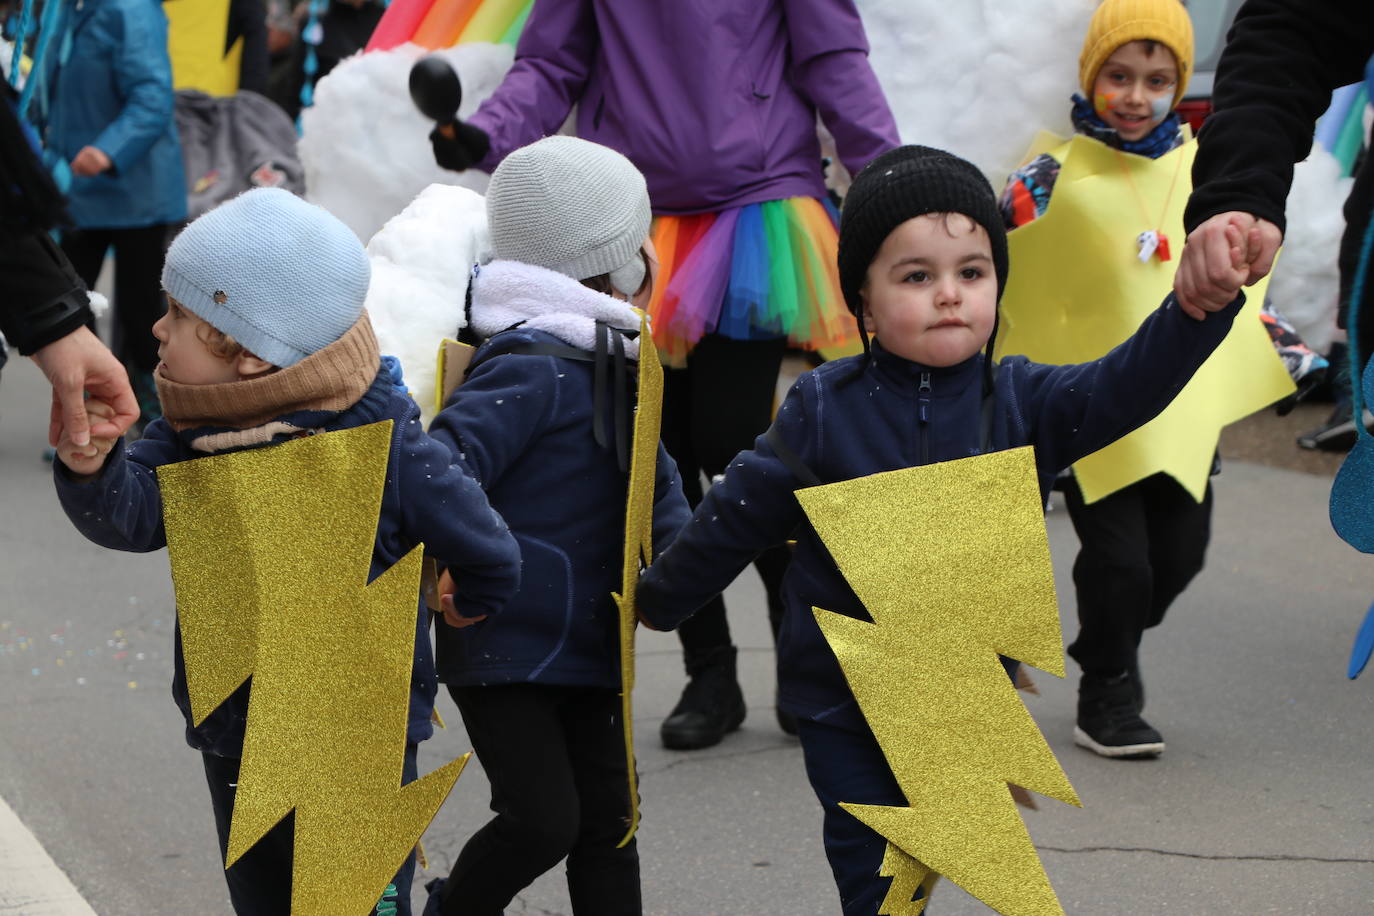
[161,188,370,367]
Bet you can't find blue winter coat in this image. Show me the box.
[54,371,521,756]
[637,294,1242,729]
[42,0,186,228]
[428,327,691,689]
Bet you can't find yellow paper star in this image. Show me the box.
[159,422,467,916]
[797,448,1079,916]
[997,135,1295,503]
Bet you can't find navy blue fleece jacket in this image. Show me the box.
[54,371,521,756]
[637,293,1241,728]
[428,326,690,688]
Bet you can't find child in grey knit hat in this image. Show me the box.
[422,136,690,916]
[53,188,520,916]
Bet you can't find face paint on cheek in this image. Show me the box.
[1094,93,1115,116]
[1150,95,1172,122]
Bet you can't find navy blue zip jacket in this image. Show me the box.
[637,293,1242,729]
[427,325,690,688]
[54,369,521,757]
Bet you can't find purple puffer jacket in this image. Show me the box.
[469,0,900,214]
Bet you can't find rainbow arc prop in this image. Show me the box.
[159,421,467,916]
[799,447,1079,916]
[367,0,533,52]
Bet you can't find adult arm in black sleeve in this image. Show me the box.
[1184,0,1374,235]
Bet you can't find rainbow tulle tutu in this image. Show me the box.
[647,197,857,366]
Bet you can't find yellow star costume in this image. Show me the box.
[997,135,1294,503]
[799,447,1080,916]
[433,314,664,846]
[159,422,468,916]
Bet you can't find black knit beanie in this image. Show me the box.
[838,145,1010,318]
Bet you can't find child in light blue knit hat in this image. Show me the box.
[52,188,520,916]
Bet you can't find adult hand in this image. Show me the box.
[70,145,112,177]
[30,325,139,447]
[1174,212,1282,319]
[428,121,491,173]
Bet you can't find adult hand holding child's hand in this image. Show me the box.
[1174,211,1282,319]
[56,398,118,478]
[436,569,487,628]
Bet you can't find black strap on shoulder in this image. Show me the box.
[979,391,995,454]
[765,423,823,488]
[476,323,635,472]
[593,321,610,453]
[611,326,628,472]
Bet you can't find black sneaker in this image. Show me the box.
[1297,405,1373,452]
[660,646,745,750]
[1074,672,1164,758]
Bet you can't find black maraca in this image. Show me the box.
[409,56,490,172]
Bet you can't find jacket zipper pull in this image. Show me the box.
[917,372,932,464]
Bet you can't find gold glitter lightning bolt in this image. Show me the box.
[796,447,1080,916]
[159,421,467,916]
[611,313,664,846]
[878,842,936,915]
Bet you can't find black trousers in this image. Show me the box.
[1064,473,1213,678]
[796,719,923,916]
[660,334,790,654]
[201,744,419,915]
[440,683,640,916]
[60,224,174,375]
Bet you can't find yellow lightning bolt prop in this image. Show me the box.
[164,0,245,97]
[159,421,467,916]
[878,842,937,915]
[998,134,1294,504]
[611,313,664,846]
[797,447,1079,916]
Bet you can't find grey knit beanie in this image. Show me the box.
[161,188,371,367]
[486,136,652,295]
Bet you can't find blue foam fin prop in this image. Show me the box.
[1331,358,1374,551]
[1347,600,1374,679]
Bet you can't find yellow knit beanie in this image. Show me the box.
[1079,0,1195,106]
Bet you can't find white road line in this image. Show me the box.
[0,793,98,915]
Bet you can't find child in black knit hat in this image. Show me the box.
[636,144,1249,914]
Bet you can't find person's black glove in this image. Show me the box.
[429,121,491,172]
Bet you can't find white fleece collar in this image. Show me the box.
[470,260,644,360]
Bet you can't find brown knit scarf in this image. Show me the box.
[156,314,381,443]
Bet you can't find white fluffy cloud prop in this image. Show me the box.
[300,41,512,242]
[1268,145,1355,355]
[365,183,489,424]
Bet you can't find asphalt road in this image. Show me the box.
[2,355,1372,915]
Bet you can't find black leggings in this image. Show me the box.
[60,224,174,374]
[659,334,790,654]
[440,683,640,916]
[1064,473,1213,677]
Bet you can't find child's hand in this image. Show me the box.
[1174,211,1282,319]
[56,399,117,478]
[436,569,487,629]
[635,605,664,632]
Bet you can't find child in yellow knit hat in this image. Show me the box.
[999,0,1270,764]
